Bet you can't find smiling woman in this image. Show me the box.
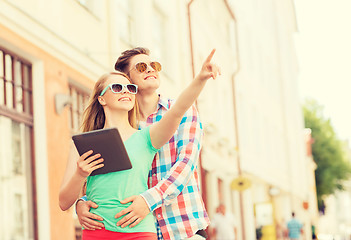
[97,74,138,127]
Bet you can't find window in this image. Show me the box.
[117,1,135,46]
[0,50,32,115]
[0,46,36,240]
[152,7,166,62]
[68,81,90,134]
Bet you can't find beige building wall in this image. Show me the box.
[223,0,312,239]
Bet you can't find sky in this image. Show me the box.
[294,0,351,146]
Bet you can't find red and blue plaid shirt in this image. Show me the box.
[140,95,210,240]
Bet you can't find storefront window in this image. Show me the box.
[0,46,35,240]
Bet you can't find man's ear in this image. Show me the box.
[98,96,106,106]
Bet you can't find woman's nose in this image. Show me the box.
[121,86,128,93]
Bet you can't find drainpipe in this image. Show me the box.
[187,0,195,79]
[223,1,246,240]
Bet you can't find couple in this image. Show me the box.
[59,47,220,240]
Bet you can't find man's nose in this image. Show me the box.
[146,64,154,73]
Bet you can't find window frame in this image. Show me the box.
[0,45,37,240]
[68,80,91,134]
[117,1,135,46]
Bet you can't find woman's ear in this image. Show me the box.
[98,96,106,106]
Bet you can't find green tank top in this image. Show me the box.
[86,126,158,233]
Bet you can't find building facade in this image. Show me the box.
[0,0,316,239]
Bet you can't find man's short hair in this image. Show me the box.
[114,47,150,74]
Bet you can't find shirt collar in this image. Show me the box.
[157,94,170,110]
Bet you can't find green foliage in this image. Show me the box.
[303,99,351,212]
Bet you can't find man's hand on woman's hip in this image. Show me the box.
[76,200,104,230]
[115,195,150,228]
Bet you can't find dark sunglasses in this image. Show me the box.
[100,83,138,96]
[131,61,162,73]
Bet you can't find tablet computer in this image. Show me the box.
[72,128,132,176]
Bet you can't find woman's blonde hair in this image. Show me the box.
[80,72,139,132]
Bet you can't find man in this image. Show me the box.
[210,204,237,240]
[76,47,217,239]
[286,212,303,240]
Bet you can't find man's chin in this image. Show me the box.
[139,86,160,94]
[144,78,160,84]
[142,82,160,90]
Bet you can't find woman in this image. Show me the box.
[59,49,219,239]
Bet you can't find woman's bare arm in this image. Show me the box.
[59,142,104,211]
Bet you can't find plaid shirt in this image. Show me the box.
[140,95,210,240]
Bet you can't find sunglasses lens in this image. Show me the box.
[127,84,137,94]
[151,62,162,72]
[135,62,147,73]
[111,84,123,93]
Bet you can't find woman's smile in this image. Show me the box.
[118,96,132,101]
